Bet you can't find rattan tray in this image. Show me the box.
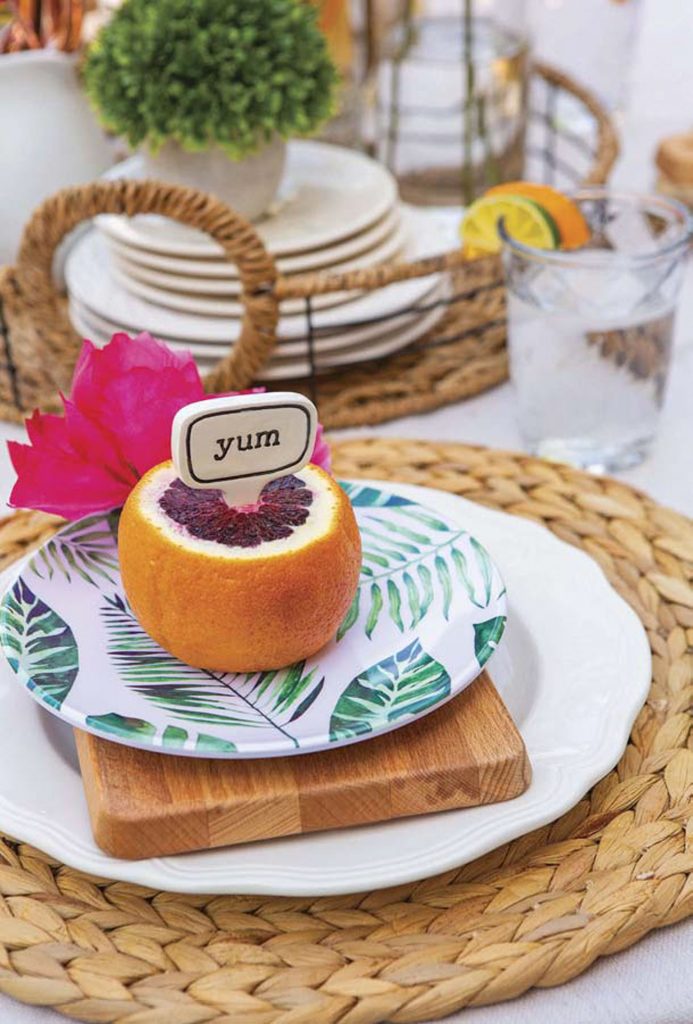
[0,436,690,1023]
[0,63,617,430]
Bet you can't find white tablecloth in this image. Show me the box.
[1,0,692,1020]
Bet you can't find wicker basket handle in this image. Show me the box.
[14,178,280,394]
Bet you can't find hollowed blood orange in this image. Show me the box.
[118,462,361,672]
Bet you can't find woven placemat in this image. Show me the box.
[0,437,691,1024]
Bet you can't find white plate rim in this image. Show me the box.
[104,206,403,279]
[99,143,398,257]
[69,273,443,357]
[110,262,371,318]
[0,481,651,896]
[70,286,447,379]
[65,210,445,342]
[110,216,407,301]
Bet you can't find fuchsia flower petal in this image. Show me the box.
[24,410,73,454]
[8,332,333,521]
[71,333,201,404]
[8,440,132,519]
[8,333,205,520]
[310,423,332,474]
[95,366,205,476]
[10,405,138,517]
[71,333,205,477]
[61,399,138,487]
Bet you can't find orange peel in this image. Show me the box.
[119,462,361,672]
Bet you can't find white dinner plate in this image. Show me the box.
[65,209,445,342]
[81,231,360,318]
[69,293,446,381]
[109,215,407,299]
[111,264,359,318]
[0,482,650,895]
[104,206,402,279]
[69,272,444,357]
[98,142,398,257]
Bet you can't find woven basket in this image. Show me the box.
[0,437,690,1023]
[0,62,618,429]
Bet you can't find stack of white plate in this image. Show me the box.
[65,142,450,381]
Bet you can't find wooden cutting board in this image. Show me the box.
[75,671,530,860]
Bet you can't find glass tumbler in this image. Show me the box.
[501,190,691,472]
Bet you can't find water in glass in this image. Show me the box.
[503,191,689,472]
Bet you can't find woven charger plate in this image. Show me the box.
[0,437,691,1024]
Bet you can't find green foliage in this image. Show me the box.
[329,638,451,741]
[473,616,507,668]
[29,512,120,589]
[339,482,415,509]
[85,713,237,752]
[0,578,78,710]
[338,502,499,642]
[82,0,338,158]
[102,593,325,748]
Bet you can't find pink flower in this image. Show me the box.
[310,423,332,474]
[9,332,331,520]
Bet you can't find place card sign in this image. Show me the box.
[171,393,318,506]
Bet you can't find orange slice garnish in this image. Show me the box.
[487,182,591,250]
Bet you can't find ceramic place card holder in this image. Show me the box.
[171,392,318,507]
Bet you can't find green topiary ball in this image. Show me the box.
[82,0,339,159]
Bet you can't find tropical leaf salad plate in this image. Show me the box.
[0,481,506,758]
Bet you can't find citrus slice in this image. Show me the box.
[487,182,591,250]
[460,194,560,256]
[119,462,362,672]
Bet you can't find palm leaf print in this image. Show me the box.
[337,497,501,641]
[30,511,120,589]
[470,537,493,606]
[85,713,237,753]
[337,588,360,642]
[474,616,507,668]
[102,594,324,748]
[339,482,415,508]
[329,638,450,741]
[0,578,78,709]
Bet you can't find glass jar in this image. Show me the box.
[375,0,530,205]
